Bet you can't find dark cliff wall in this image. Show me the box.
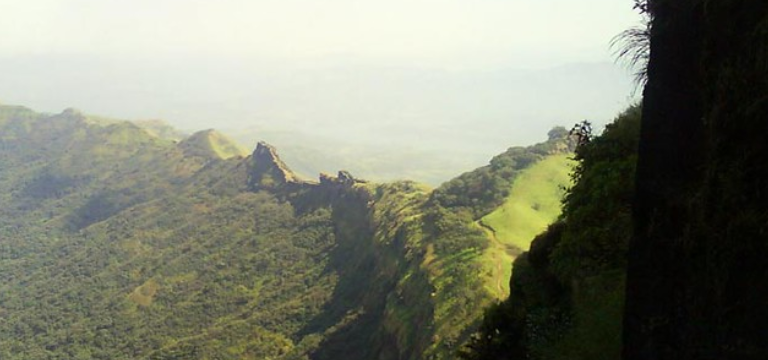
[624,1,768,359]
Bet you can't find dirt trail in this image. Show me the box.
[477,220,507,296]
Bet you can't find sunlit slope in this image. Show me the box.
[477,153,573,298]
[482,153,574,250]
[179,129,248,159]
[414,132,574,358]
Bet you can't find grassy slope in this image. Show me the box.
[479,153,573,297]
[419,145,573,359]
[207,130,249,159]
[179,129,249,160]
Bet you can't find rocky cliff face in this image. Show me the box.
[244,140,432,359]
[248,141,374,211]
[250,141,301,185]
[625,2,768,359]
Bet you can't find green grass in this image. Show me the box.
[179,129,249,160]
[482,153,574,251]
[208,131,249,159]
[476,153,573,298]
[477,223,515,299]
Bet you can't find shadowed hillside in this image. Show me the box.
[462,1,768,359]
[0,104,576,359]
[460,105,640,360]
[625,1,768,359]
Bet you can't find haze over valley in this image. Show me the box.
[10,1,763,360]
[0,0,639,184]
[0,58,634,184]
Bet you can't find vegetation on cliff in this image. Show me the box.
[463,0,768,359]
[0,105,574,359]
[460,105,640,360]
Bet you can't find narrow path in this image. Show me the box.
[476,220,507,297]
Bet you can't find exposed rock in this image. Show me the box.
[249,141,304,189]
[321,170,366,185]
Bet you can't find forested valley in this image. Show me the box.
[3,0,768,359]
[0,104,574,359]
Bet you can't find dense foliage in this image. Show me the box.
[455,1,768,358]
[413,128,572,358]
[430,127,571,219]
[460,105,640,360]
[0,107,343,359]
[0,105,574,359]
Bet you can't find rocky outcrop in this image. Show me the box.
[320,170,367,186]
[249,141,370,195]
[248,141,305,189]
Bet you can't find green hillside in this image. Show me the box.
[133,119,187,141]
[461,105,640,360]
[0,104,574,360]
[411,129,573,358]
[478,153,573,297]
[482,153,573,251]
[179,129,249,159]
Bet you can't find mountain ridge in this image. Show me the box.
[0,103,574,359]
[178,129,248,160]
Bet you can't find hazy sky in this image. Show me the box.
[2,0,639,69]
[0,0,642,181]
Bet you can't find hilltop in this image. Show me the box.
[178,129,248,160]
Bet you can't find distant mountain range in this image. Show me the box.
[0,57,633,183]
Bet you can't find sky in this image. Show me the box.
[2,0,639,69]
[0,1,643,181]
